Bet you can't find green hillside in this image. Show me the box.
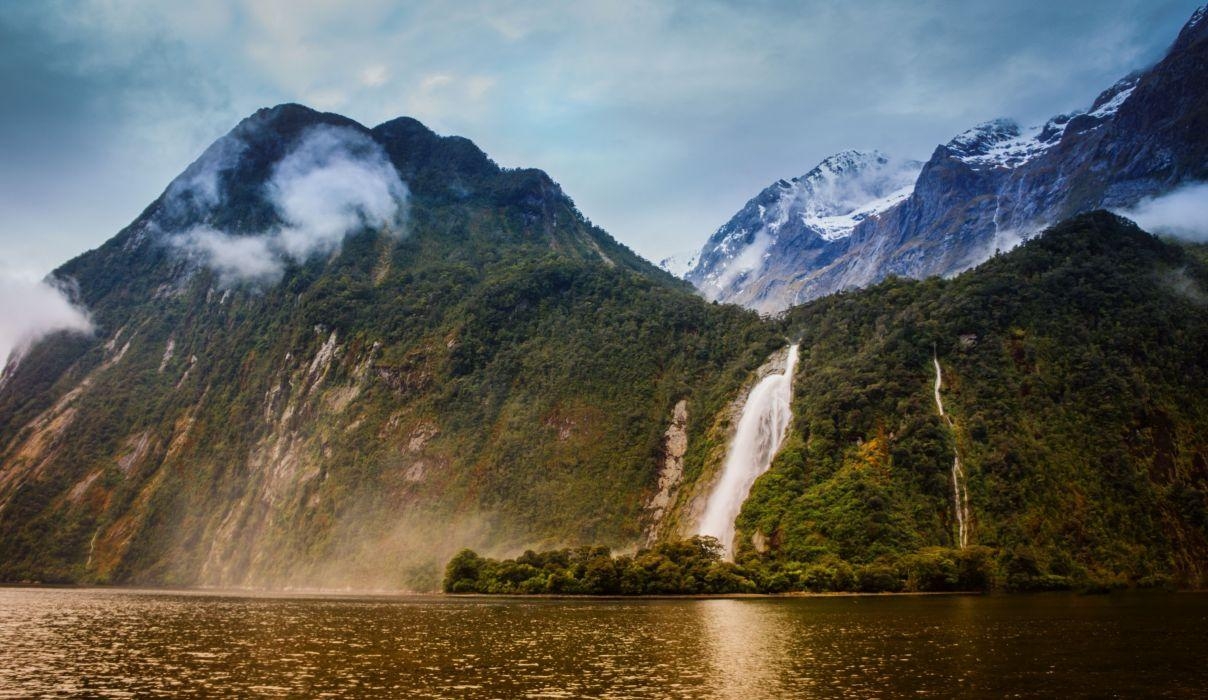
[444,213,1208,595]
[740,212,1208,590]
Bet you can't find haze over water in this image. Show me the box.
[2,587,1206,697]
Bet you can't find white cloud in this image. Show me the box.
[360,64,388,87]
[172,125,409,285]
[705,230,774,300]
[173,227,282,286]
[163,129,249,220]
[0,270,93,368]
[269,125,409,258]
[1116,183,1208,241]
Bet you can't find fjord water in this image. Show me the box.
[2,588,1205,698]
[699,344,799,557]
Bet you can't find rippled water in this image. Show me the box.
[1,588,1205,698]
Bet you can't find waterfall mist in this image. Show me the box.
[698,344,799,558]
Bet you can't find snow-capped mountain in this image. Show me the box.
[657,250,699,279]
[688,5,1208,314]
[685,150,921,308]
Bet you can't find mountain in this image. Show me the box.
[741,212,1208,590]
[689,5,1208,314]
[0,104,780,589]
[686,150,921,311]
[2,103,1205,592]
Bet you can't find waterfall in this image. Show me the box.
[933,353,971,549]
[698,344,799,559]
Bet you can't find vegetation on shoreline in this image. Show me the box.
[443,536,997,595]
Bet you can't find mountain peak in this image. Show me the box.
[239,103,365,138]
[945,119,1022,157]
[686,149,920,305]
[1177,4,1207,43]
[805,149,889,177]
[789,150,919,228]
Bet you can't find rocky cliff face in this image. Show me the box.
[689,5,1208,314]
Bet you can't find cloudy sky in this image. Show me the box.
[0,0,1201,274]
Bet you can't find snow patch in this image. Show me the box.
[947,119,1064,169]
[658,250,700,278]
[949,74,1139,170]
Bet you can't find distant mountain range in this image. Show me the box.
[685,5,1208,314]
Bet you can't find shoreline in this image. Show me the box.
[3,582,1200,600]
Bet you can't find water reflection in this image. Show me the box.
[0,589,1206,697]
[699,600,791,697]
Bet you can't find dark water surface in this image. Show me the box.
[1,587,1205,698]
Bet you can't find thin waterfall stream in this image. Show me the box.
[698,344,799,559]
[933,352,971,549]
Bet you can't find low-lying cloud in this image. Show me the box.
[1116,183,1208,241]
[0,271,93,369]
[162,131,249,223]
[172,228,281,285]
[173,125,409,285]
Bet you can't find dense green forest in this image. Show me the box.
[448,212,1208,594]
[745,212,1208,591]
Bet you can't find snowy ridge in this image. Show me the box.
[808,181,915,239]
[1087,74,1140,118]
[792,150,922,241]
[683,4,1208,315]
[948,74,1141,170]
[947,118,1065,169]
[1186,4,1205,31]
[688,150,921,299]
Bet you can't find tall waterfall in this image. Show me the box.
[699,344,799,559]
[933,353,971,549]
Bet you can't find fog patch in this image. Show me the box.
[0,270,93,369]
[305,509,500,592]
[706,230,773,300]
[173,227,283,286]
[162,131,249,222]
[1115,183,1208,241]
[1160,267,1208,306]
[172,126,409,286]
[991,226,1029,254]
[796,155,922,222]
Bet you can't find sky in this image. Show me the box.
[0,0,1202,275]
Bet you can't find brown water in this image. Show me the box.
[1,587,1205,698]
